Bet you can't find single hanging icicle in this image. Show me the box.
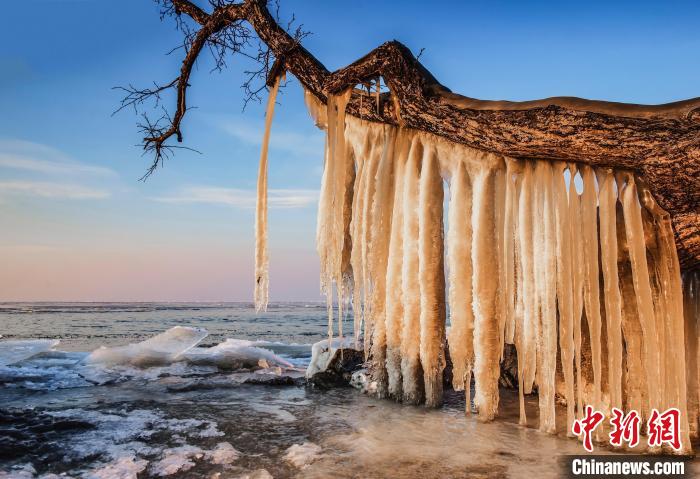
[338,139,356,345]
[254,72,284,313]
[400,135,424,405]
[471,160,502,421]
[516,160,536,425]
[503,159,521,345]
[596,168,623,413]
[385,129,410,399]
[447,160,474,413]
[580,165,602,417]
[620,173,661,415]
[615,186,647,419]
[494,166,507,360]
[554,162,575,435]
[350,133,370,349]
[536,160,557,434]
[360,130,383,358]
[418,145,446,408]
[568,164,585,419]
[369,125,397,397]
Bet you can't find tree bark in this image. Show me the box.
[168,0,700,269]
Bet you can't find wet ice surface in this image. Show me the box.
[1,304,697,478]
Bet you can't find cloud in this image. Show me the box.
[0,139,116,177]
[0,181,110,200]
[151,186,318,209]
[219,120,324,158]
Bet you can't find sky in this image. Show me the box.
[0,0,698,302]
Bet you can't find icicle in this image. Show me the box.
[418,145,446,408]
[369,125,397,397]
[471,161,501,421]
[360,131,382,358]
[516,160,536,425]
[338,139,356,345]
[554,162,575,434]
[254,73,284,313]
[535,160,557,434]
[596,168,623,412]
[619,173,661,415]
[494,166,507,360]
[615,192,648,419]
[638,183,690,451]
[503,159,521,346]
[447,160,474,412]
[400,136,424,405]
[350,133,370,349]
[385,129,410,399]
[580,165,602,417]
[569,164,585,419]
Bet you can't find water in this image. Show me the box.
[0,303,695,478]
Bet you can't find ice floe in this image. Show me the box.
[0,327,306,391]
[86,326,208,367]
[0,339,60,366]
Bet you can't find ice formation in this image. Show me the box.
[291,85,700,451]
[254,73,284,313]
[184,338,294,371]
[86,326,208,367]
[306,336,356,378]
[0,339,59,366]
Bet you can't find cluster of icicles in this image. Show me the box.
[253,80,700,452]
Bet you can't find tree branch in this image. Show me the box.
[124,0,700,268]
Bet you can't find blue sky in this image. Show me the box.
[0,0,698,301]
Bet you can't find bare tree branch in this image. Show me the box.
[119,0,700,267]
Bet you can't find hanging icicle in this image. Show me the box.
[254,72,284,313]
[299,91,697,452]
[447,160,474,412]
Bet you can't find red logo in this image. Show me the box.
[609,407,641,448]
[572,406,682,452]
[647,408,682,451]
[572,405,605,452]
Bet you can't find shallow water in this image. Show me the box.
[0,303,696,478]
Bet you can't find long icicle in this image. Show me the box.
[400,136,424,405]
[537,160,557,434]
[350,134,370,349]
[516,160,536,425]
[554,162,575,435]
[620,173,661,417]
[616,190,648,419]
[360,131,382,359]
[447,160,474,413]
[503,159,521,345]
[639,182,691,451]
[596,168,623,413]
[569,164,585,420]
[580,165,602,419]
[369,125,397,398]
[418,144,446,408]
[254,72,283,313]
[330,90,353,348]
[471,161,501,421]
[385,129,409,400]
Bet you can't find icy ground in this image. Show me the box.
[1,329,698,478]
